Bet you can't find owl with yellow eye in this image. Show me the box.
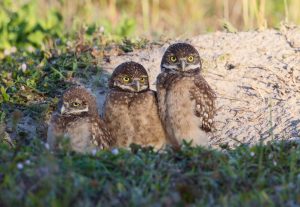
[157,43,216,147]
[47,86,115,153]
[103,61,167,149]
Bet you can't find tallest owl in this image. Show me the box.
[156,43,216,147]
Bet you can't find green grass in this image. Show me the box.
[1,141,300,206]
[2,0,300,54]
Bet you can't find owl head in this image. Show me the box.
[58,86,98,116]
[109,61,149,93]
[161,43,202,73]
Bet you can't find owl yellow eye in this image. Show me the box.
[140,77,146,83]
[187,56,194,62]
[72,102,80,107]
[123,76,131,83]
[170,56,177,62]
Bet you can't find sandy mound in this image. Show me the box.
[95,26,300,148]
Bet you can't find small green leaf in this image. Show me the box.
[27,31,45,46]
[0,87,10,102]
[72,60,78,71]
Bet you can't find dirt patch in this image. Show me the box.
[96,27,300,148]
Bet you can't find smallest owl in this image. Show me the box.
[47,86,115,153]
[157,43,216,147]
[104,61,167,150]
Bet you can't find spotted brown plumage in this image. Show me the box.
[47,86,115,153]
[104,61,167,149]
[157,43,216,147]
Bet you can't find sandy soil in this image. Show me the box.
[93,26,300,148]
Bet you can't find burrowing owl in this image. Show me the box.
[104,61,167,149]
[157,43,216,147]
[47,86,115,153]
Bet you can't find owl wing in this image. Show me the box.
[190,75,216,132]
[157,72,181,89]
[156,72,181,121]
[91,117,116,149]
[150,89,158,102]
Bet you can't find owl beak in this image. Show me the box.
[60,105,65,114]
[133,80,140,92]
[180,60,186,71]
